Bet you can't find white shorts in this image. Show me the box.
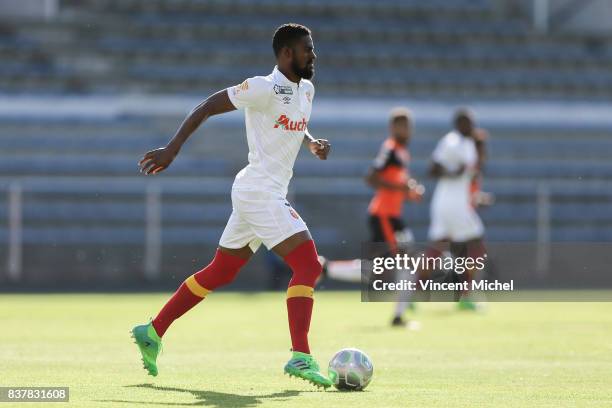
[219,189,309,252]
[428,202,484,243]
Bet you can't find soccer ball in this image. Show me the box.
[328,348,373,391]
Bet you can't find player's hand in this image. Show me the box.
[138,146,177,175]
[309,139,331,160]
[472,191,495,207]
[472,128,489,142]
[403,178,425,202]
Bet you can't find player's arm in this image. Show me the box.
[365,169,423,198]
[473,127,488,172]
[139,90,236,175]
[304,128,331,160]
[365,168,410,191]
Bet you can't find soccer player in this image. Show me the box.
[131,23,333,389]
[424,109,487,309]
[319,108,424,325]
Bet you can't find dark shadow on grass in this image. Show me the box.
[95,383,308,407]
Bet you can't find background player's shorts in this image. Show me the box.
[368,214,414,255]
[369,215,405,244]
[219,189,308,252]
[428,203,484,242]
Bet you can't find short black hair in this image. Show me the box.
[389,107,412,125]
[272,23,311,57]
[454,108,474,124]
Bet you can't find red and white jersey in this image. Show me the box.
[227,66,315,197]
[431,130,478,209]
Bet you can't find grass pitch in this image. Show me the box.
[2,292,612,407]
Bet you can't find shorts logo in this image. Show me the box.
[274,114,307,131]
[274,84,293,95]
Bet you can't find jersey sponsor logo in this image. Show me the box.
[274,114,307,131]
[274,84,293,95]
[282,96,292,105]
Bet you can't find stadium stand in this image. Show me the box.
[0,0,611,286]
[0,0,611,98]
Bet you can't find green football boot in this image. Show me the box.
[457,298,479,311]
[284,351,332,389]
[131,322,162,376]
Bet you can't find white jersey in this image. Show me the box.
[428,130,483,241]
[227,66,315,197]
[430,130,478,209]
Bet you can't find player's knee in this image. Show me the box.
[284,239,322,287]
[193,249,247,291]
[301,254,323,282]
[289,254,322,287]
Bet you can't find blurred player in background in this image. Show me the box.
[131,23,334,389]
[319,108,424,326]
[407,109,488,312]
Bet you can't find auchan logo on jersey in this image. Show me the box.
[274,115,307,131]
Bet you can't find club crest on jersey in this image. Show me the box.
[274,84,293,95]
[274,114,307,131]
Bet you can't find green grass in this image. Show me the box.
[1,292,612,407]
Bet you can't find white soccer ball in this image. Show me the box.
[328,348,374,391]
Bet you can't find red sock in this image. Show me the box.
[284,240,322,354]
[152,249,247,337]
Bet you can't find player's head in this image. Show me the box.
[389,107,412,145]
[273,23,316,80]
[454,108,475,137]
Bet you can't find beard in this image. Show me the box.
[291,59,314,80]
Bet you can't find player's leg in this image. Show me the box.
[318,215,387,284]
[231,191,330,388]
[385,217,418,327]
[131,209,255,376]
[150,245,252,337]
[271,230,331,388]
[131,245,251,376]
[453,237,487,310]
[449,207,486,310]
[273,230,319,357]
